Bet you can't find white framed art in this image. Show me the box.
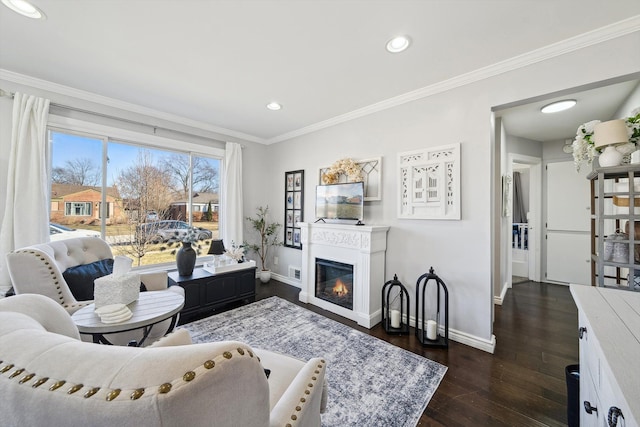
[319,157,382,201]
[397,143,461,220]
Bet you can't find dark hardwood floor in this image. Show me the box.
[251,279,579,426]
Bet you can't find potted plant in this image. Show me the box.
[245,206,282,283]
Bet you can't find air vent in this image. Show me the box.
[289,266,301,280]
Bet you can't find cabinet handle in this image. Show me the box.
[608,406,624,426]
[584,401,598,415]
[579,326,587,339]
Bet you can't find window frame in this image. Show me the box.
[64,201,92,216]
[47,115,225,271]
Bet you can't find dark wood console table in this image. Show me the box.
[169,262,257,323]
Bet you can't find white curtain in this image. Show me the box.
[221,142,243,247]
[0,93,50,291]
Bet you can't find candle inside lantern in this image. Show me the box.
[390,309,401,328]
[426,320,437,340]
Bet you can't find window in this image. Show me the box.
[64,202,92,216]
[98,202,111,219]
[49,127,222,268]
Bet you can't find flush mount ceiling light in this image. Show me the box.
[266,102,282,111]
[1,0,46,19]
[385,36,410,53]
[540,99,577,114]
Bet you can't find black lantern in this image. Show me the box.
[381,274,410,335]
[415,267,449,348]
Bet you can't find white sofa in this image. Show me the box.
[0,294,327,427]
[5,237,179,314]
[5,237,184,345]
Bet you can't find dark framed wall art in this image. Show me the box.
[284,170,304,249]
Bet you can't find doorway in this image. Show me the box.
[492,74,640,305]
[509,155,542,286]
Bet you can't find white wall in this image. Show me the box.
[614,80,640,118]
[507,135,543,159]
[251,32,640,352]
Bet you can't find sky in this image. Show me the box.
[50,131,219,188]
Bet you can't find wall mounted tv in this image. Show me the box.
[315,182,364,221]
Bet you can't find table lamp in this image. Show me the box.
[594,119,629,148]
[594,119,629,167]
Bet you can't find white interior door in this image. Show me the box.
[547,161,590,231]
[546,233,591,285]
[546,161,591,284]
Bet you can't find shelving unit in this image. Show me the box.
[588,164,640,290]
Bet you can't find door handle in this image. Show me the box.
[584,401,598,415]
[579,326,587,339]
[608,406,624,426]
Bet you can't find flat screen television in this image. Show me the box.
[315,182,364,221]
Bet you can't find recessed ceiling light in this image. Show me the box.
[266,102,282,111]
[540,99,577,114]
[1,0,46,19]
[386,36,410,53]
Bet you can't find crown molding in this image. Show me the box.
[265,15,640,144]
[0,69,265,144]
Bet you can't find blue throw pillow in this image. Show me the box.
[62,259,114,301]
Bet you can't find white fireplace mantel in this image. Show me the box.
[299,222,389,328]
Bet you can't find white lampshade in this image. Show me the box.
[593,119,629,148]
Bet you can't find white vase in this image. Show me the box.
[598,145,623,167]
[259,270,271,283]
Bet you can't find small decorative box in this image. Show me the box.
[94,273,140,308]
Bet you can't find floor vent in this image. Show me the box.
[289,266,301,280]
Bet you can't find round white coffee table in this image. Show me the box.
[71,290,184,346]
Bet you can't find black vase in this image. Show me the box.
[176,242,196,276]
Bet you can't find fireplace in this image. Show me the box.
[315,258,353,310]
[299,223,389,328]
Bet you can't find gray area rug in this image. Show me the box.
[182,296,447,427]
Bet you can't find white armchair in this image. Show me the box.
[0,294,327,427]
[5,237,184,345]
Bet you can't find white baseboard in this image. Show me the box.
[493,281,509,305]
[268,273,496,353]
[408,315,496,354]
[449,328,497,354]
[270,271,301,288]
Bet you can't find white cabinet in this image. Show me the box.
[571,285,640,427]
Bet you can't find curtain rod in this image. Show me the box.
[0,87,231,146]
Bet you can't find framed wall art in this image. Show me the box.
[397,143,461,220]
[284,170,304,249]
[319,157,382,201]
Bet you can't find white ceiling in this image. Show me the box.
[1,1,639,144]
[498,79,640,143]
